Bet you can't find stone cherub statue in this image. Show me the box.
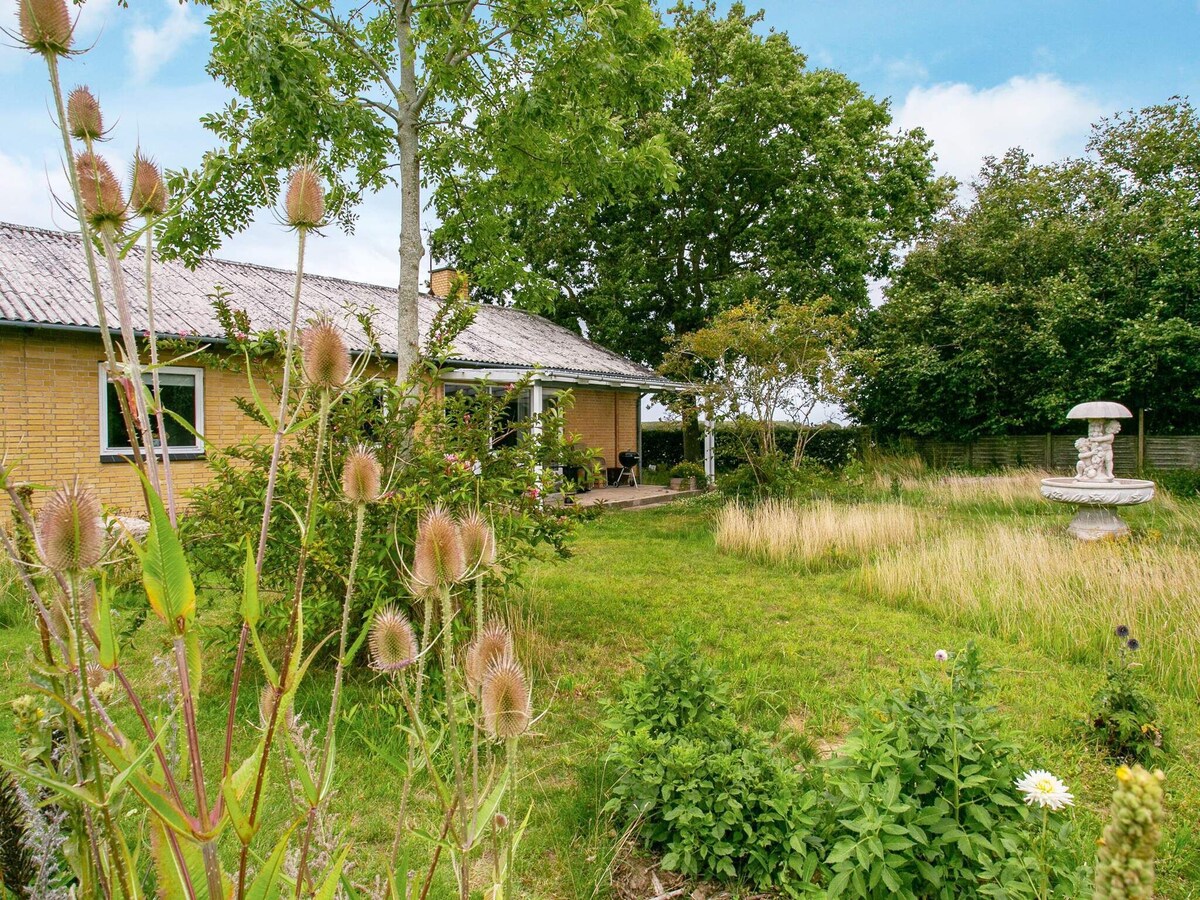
[1075,419,1120,482]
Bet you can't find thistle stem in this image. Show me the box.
[238,386,331,898]
[99,223,161,498]
[222,223,308,824]
[439,586,469,900]
[43,53,151,510]
[296,502,367,893]
[69,572,134,900]
[143,221,178,523]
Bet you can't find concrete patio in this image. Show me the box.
[563,483,705,510]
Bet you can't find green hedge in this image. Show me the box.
[641,423,866,470]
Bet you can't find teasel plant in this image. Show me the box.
[372,508,533,900]
[291,440,381,893]
[12,0,153,509]
[4,11,367,894]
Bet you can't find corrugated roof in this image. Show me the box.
[0,222,663,383]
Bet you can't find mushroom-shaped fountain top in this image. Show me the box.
[1067,401,1132,420]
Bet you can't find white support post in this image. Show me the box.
[530,380,544,438]
[702,416,716,486]
[530,380,545,497]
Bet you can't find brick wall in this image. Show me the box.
[562,387,639,471]
[0,328,275,512]
[0,327,642,512]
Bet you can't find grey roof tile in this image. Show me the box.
[0,222,660,381]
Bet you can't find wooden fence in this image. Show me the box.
[910,434,1200,474]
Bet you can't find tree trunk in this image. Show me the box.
[395,6,422,384]
[682,401,703,463]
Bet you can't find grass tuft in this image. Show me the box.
[715,499,920,568]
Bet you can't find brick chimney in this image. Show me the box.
[429,265,466,299]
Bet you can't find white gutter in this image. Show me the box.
[441,365,687,393]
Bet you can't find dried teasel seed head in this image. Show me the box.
[284,164,325,229]
[481,657,531,740]
[410,506,466,598]
[66,86,103,141]
[38,484,104,572]
[342,444,382,504]
[75,151,126,230]
[85,662,107,691]
[299,319,350,390]
[459,510,497,574]
[258,684,278,729]
[369,607,418,672]
[18,0,72,55]
[129,152,167,217]
[465,620,513,696]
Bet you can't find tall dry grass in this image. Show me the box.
[923,470,1052,508]
[715,500,920,568]
[860,524,1200,695]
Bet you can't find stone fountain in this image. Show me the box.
[1040,401,1155,540]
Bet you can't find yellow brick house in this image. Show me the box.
[0,222,687,510]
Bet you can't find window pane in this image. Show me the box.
[105,373,198,451]
[106,382,131,449]
[156,380,197,447]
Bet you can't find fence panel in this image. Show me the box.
[914,434,1200,473]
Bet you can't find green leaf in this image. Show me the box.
[96,574,119,670]
[134,472,197,630]
[284,727,319,808]
[1,759,100,808]
[240,537,261,626]
[243,348,277,430]
[129,767,198,838]
[245,817,302,900]
[107,711,176,804]
[313,844,352,900]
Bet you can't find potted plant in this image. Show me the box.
[669,461,706,491]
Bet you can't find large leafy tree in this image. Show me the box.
[163,0,687,378]
[468,1,949,368]
[851,99,1200,439]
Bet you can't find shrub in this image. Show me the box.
[822,644,1083,898]
[717,454,843,502]
[1089,627,1166,764]
[184,330,586,653]
[604,635,823,893]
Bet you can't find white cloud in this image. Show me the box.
[894,74,1105,188]
[0,151,68,229]
[128,0,201,81]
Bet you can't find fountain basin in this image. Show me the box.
[1039,477,1156,506]
[1040,477,1155,540]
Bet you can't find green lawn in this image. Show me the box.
[1,497,1198,897]
[508,502,1200,897]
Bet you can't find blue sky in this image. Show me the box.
[3,0,1198,302]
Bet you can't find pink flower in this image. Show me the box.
[526,487,540,499]
[935,649,949,662]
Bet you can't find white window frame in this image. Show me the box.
[98,363,205,456]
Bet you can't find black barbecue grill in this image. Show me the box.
[615,450,640,487]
